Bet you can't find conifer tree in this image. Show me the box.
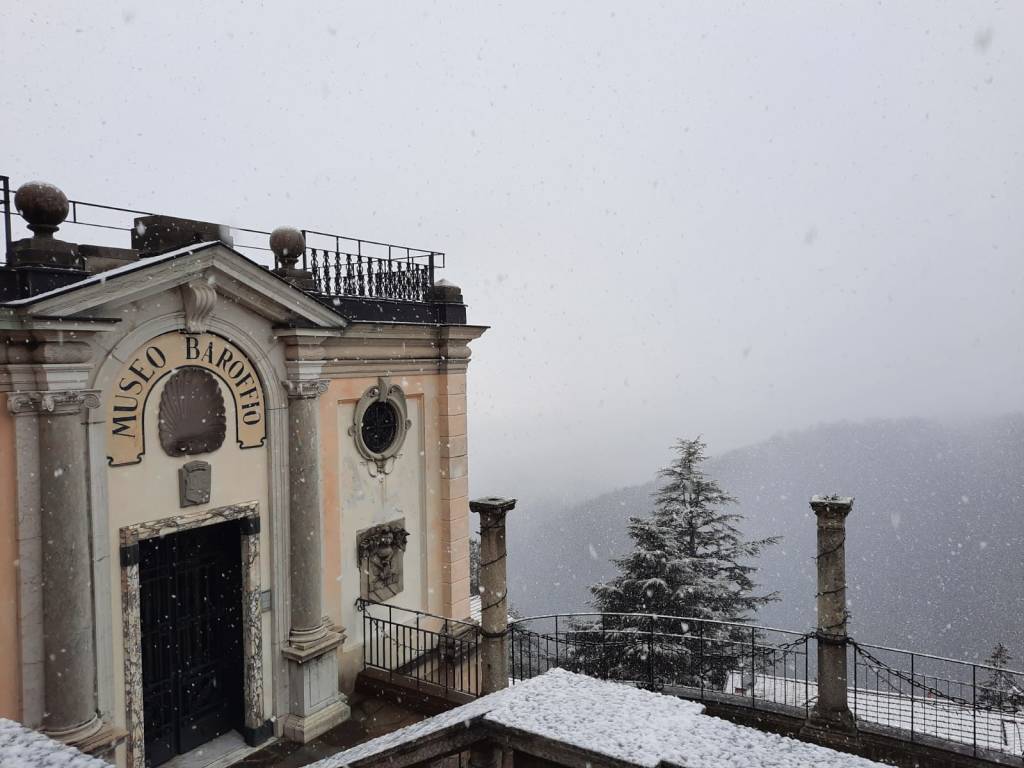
[979,643,1024,711]
[580,438,779,689]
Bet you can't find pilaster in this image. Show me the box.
[7,395,43,728]
[438,372,471,620]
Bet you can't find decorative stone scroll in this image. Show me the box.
[282,379,329,400]
[356,521,409,601]
[107,332,266,466]
[349,377,412,477]
[180,280,217,334]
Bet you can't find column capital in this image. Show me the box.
[470,496,516,518]
[810,495,853,520]
[7,389,101,416]
[282,379,329,400]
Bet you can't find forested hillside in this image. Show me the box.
[508,416,1024,661]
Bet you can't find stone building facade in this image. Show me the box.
[0,182,485,767]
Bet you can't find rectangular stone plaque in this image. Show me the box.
[178,460,211,507]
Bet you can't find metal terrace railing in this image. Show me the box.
[357,598,482,699]
[505,612,1024,764]
[304,231,437,303]
[508,613,814,714]
[0,174,444,302]
[357,604,1023,762]
[850,640,1024,760]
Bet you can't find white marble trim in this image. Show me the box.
[119,502,263,768]
[120,562,144,768]
[241,529,264,730]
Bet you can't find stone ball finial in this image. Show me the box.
[269,226,305,269]
[15,181,70,237]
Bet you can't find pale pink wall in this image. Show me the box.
[0,394,21,719]
[319,373,470,624]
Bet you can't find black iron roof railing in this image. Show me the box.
[0,174,444,303]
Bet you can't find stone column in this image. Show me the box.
[806,495,856,736]
[26,390,102,743]
[470,497,515,695]
[285,379,329,646]
[281,379,349,743]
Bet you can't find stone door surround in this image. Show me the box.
[118,501,268,768]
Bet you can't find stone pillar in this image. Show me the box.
[470,497,515,695]
[281,379,349,743]
[5,330,125,757]
[10,391,102,744]
[806,495,856,737]
[285,380,329,645]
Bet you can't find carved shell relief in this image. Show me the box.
[349,376,413,477]
[158,367,227,456]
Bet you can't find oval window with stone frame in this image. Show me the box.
[361,400,399,454]
[349,377,412,477]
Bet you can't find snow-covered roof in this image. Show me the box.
[0,718,110,767]
[3,242,220,305]
[314,669,888,768]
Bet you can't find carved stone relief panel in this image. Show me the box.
[356,520,409,601]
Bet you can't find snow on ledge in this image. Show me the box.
[0,718,110,767]
[316,669,888,768]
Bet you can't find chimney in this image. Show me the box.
[132,215,233,257]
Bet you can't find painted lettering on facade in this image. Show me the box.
[108,332,266,465]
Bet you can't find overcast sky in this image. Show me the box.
[3,2,1023,504]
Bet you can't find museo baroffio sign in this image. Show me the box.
[107,332,266,466]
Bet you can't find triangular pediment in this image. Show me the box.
[6,241,345,328]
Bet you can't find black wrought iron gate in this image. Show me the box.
[140,520,244,767]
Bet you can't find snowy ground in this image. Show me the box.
[0,719,109,768]
[726,672,1024,757]
[314,669,890,768]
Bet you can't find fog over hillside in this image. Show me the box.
[507,416,1024,662]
